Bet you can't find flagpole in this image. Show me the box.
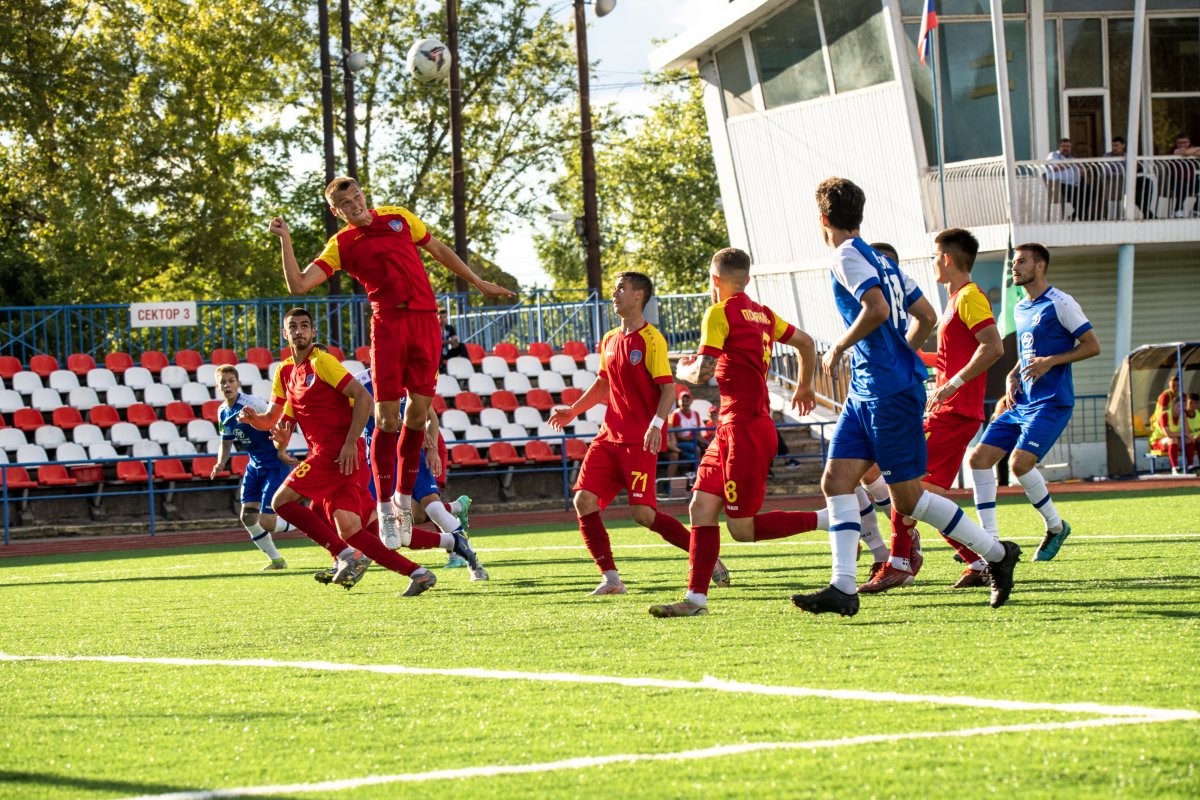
[931,26,948,229]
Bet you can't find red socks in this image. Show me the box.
[397,424,424,495]
[370,429,399,502]
[409,528,442,550]
[346,529,420,576]
[650,511,691,551]
[579,512,615,573]
[275,501,345,557]
[687,525,720,594]
[889,509,915,560]
[753,510,818,541]
[940,530,981,564]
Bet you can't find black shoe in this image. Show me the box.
[791,585,860,617]
[451,530,480,570]
[314,566,336,585]
[987,541,1021,609]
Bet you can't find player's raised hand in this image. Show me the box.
[548,405,576,431]
[268,216,290,239]
[791,383,816,416]
[475,280,516,299]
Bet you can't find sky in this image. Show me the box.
[493,0,728,287]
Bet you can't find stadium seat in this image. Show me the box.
[571,370,597,390]
[165,401,197,425]
[14,409,45,432]
[0,429,26,452]
[453,391,484,415]
[464,424,492,444]
[0,389,24,414]
[549,354,577,376]
[194,365,216,388]
[467,373,497,397]
[30,388,64,412]
[125,403,158,427]
[584,352,601,372]
[234,363,262,385]
[123,367,154,391]
[465,343,485,365]
[565,438,588,462]
[536,422,558,440]
[493,342,520,364]
[502,373,532,395]
[0,356,21,380]
[201,400,222,424]
[140,350,169,373]
[537,372,566,393]
[515,355,544,378]
[148,420,182,445]
[34,425,66,450]
[55,443,87,463]
[325,345,346,362]
[159,365,189,389]
[250,379,273,399]
[527,342,554,364]
[186,420,218,443]
[109,422,144,447]
[88,442,118,461]
[514,406,543,429]
[441,409,470,433]
[561,387,584,405]
[193,456,229,479]
[12,371,42,395]
[562,340,588,363]
[441,428,457,442]
[67,353,96,377]
[480,408,508,431]
[525,440,561,463]
[354,345,371,365]
[37,465,77,487]
[584,404,607,424]
[133,441,164,458]
[431,395,448,415]
[239,347,270,370]
[70,462,104,485]
[436,374,460,397]
[16,444,48,464]
[266,361,281,381]
[180,383,212,406]
[143,384,174,408]
[68,387,100,411]
[489,442,526,466]
[115,460,149,483]
[105,352,134,374]
[174,349,203,373]
[450,444,489,467]
[29,354,59,378]
[340,360,365,377]
[52,407,84,430]
[445,357,474,380]
[286,431,306,453]
[153,458,192,481]
[86,368,117,392]
[499,423,529,447]
[210,348,238,365]
[72,424,104,448]
[230,454,249,476]
[489,390,519,413]
[690,399,713,419]
[1,466,37,490]
[105,385,136,409]
[572,421,599,437]
[48,370,80,393]
[480,355,510,379]
[277,347,290,362]
[88,405,121,429]
[524,388,556,412]
[167,439,197,456]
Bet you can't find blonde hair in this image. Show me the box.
[215,364,238,382]
[325,176,360,206]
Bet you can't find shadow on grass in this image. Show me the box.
[0,770,197,797]
[0,571,295,590]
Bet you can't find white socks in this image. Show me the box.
[1017,468,1063,533]
[855,487,889,562]
[378,501,394,519]
[685,590,707,606]
[424,501,463,536]
[438,532,456,549]
[245,522,282,560]
[865,475,891,509]
[273,516,291,533]
[602,569,621,585]
[912,490,1004,562]
[448,499,464,515]
[827,494,860,594]
[972,468,998,537]
[396,493,413,512]
[814,508,829,530]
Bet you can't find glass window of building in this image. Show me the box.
[716,39,756,117]
[1063,18,1105,89]
[750,0,829,109]
[822,0,894,93]
[1108,18,1134,147]
[1045,19,1060,147]
[1149,17,1200,153]
[901,0,1025,14]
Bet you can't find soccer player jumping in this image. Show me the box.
[791,178,1021,617]
[268,178,514,551]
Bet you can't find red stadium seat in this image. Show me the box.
[453,391,484,415]
[355,345,371,365]
[192,456,230,479]
[450,444,489,467]
[524,389,556,412]
[562,340,588,363]
[431,395,448,415]
[230,454,249,476]
[88,405,121,429]
[0,415,6,429]
[201,400,222,424]
[245,347,273,370]
[105,352,134,375]
[115,460,149,483]
[489,390,519,413]
[527,342,554,364]
[674,383,690,400]
[1,466,37,490]
[125,403,159,427]
[0,356,21,380]
[37,465,77,487]
[489,442,526,466]
[67,353,97,376]
[492,342,519,364]
[565,438,588,462]
[324,345,346,362]
[154,458,192,481]
[165,401,197,425]
[210,348,238,365]
[140,350,169,373]
[278,347,290,362]
[465,343,485,365]
[29,354,59,378]
[13,409,45,432]
[52,407,84,430]
[525,440,561,463]
[69,464,104,484]
[174,349,203,372]
[561,387,584,406]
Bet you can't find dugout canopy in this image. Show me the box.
[1106,342,1200,476]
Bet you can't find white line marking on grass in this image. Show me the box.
[2,564,203,582]
[2,653,1195,721]
[118,714,1192,799]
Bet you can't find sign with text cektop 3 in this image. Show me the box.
[130,301,198,328]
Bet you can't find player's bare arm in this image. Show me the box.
[783,328,818,415]
[210,439,233,479]
[239,402,284,431]
[272,423,299,467]
[1021,329,1101,383]
[423,406,440,452]
[822,286,889,377]
[268,217,329,294]
[549,375,610,430]
[675,353,716,385]
[927,324,1004,412]
[1005,364,1022,408]
[421,236,516,299]
[905,295,938,351]
[337,378,374,475]
[643,383,675,453]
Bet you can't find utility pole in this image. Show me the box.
[447,0,470,293]
[317,0,340,294]
[573,0,602,294]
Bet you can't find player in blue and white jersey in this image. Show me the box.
[790,177,1022,616]
[210,364,294,570]
[968,243,1101,561]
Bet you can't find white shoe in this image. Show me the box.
[587,580,626,596]
[397,507,413,547]
[379,513,403,549]
[470,565,489,582]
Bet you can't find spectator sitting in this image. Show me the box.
[664,390,708,493]
[1047,138,1083,221]
[439,309,468,367]
[1169,133,1200,218]
[1150,390,1199,476]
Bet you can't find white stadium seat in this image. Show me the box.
[515,355,544,378]
[514,406,543,429]
[549,354,577,375]
[48,370,80,393]
[436,373,460,397]
[480,356,510,379]
[690,399,713,419]
[86,368,118,392]
[571,370,597,390]
[572,420,599,436]
[34,425,66,450]
[12,371,42,395]
[502,373,532,395]
[441,409,471,432]
[584,353,601,372]
[467,374,497,397]
[464,425,493,444]
[30,388,64,412]
[132,441,163,458]
[536,422,559,440]
[148,420,182,445]
[0,429,27,452]
[168,439,197,456]
[480,408,508,431]
[251,380,273,399]
[537,372,566,393]
[159,365,188,389]
[69,387,101,411]
[193,365,217,388]
[109,422,144,447]
[445,357,475,380]
[88,442,119,460]
[499,423,529,447]
[0,449,6,464]
[180,383,212,406]
[123,367,154,391]
[187,420,218,443]
[143,384,174,408]
[440,428,456,442]
[105,385,137,409]
[267,361,281,381]
[16,444,48,464]
[584,404,607,424]
[235,363,262,385]
[72,424,104,447]
[341,359,365,376]
[287,431,307,452]
[56,443,88,462]
[203,438,221,454]
[0,389,24,414]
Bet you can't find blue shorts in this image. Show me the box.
[365,449,440,502]
[676,440,698,464]
[241,461,292,513]
[829,383,927,484]
[979,404,1072,460]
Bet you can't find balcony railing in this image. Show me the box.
[921,155,1200,228]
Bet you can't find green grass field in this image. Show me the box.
[1,487,1198,799]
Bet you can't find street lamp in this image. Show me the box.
[573,0,615,295]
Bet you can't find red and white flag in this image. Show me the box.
[918,0,939,65]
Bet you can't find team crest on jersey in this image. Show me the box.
[1031,312,1042,326]
[304,372,316,387]
[629,350,643,365]
[388,219,404,232]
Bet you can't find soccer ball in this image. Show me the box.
[407,38,452,84]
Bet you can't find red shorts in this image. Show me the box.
[574,439,659,509]
[370,308,440,401]
[436,436,448,489]
[693,416,775,518]
[284,442,374,521]
[923,411,983,490]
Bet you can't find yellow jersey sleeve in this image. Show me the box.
[769,308,798,343]
[698,303,730,357]
[271,359,291,406]
[642,325,673,383]
[957,285,996,334]
[313,234,342,275]
[312,349,353,393]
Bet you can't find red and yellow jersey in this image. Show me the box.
[596,322,673,449]
[698,292,795,425]
[312,206,436,313]
[272,347,356,454]
[934,281,995,421]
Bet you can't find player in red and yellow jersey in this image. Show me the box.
[858,228,1005,594]
[649,248,819,618]
[549,272,717,596]
[268,177,515,553]
[239,308,454,596]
